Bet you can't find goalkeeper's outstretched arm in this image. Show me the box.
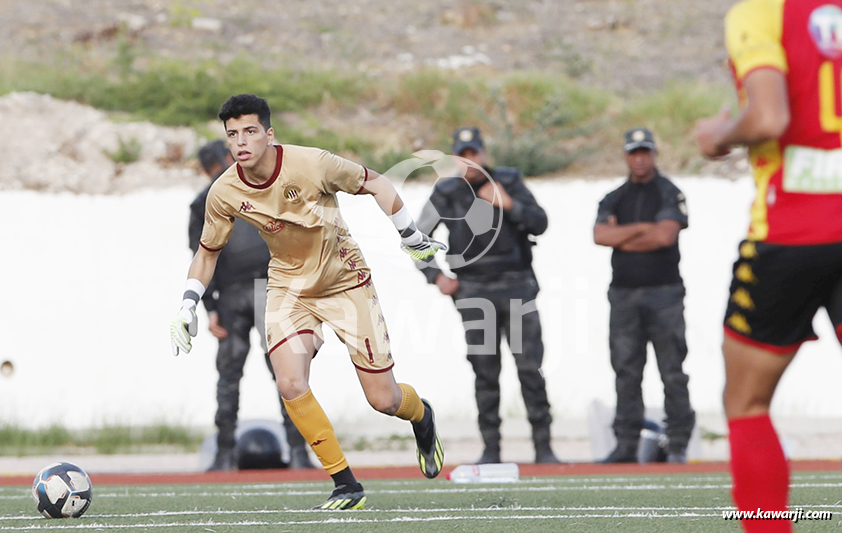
[357,169,447,261]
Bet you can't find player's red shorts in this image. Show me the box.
[724,240,842,353]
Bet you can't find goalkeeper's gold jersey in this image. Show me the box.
[200,144,371,297]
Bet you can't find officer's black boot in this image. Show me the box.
[208,447,237,471]
[209,425,238,471]
[478,429,501,464]
[599,441,638,463]
[532,425,561,464]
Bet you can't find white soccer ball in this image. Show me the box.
[31,462,93,518]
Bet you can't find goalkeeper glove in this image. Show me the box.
[401,234,448,262]
[170,305,198,356]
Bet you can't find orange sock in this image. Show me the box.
[394,383,425,423]
[283,389,348,475]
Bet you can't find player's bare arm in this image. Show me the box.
[358,169,448,261]
[187,246,222,288]
[695,68,790,157]
[593,218,655,248]
[616,220,682,252]
[357,169,404,214]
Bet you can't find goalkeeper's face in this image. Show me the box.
[225,114,275,170]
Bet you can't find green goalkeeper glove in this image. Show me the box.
[401,235,448,262]
[169,305,198,356]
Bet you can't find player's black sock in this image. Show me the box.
[330,467,359,490]
[328,482,364,498]
[411,404,434,450]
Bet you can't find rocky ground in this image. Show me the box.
[1,0,734,91]
[0,0,740,192]
[0,92,205,193]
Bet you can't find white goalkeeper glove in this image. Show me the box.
[170,305,198,356]
[401,234,448,262]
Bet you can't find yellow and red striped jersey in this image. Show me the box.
[727,0,842,244]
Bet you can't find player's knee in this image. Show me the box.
[276,376,308,400]
[723,388,770,419]
[367,392,400,416]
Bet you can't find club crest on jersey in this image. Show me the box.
[283,182,303,203]
[809,5,842,59]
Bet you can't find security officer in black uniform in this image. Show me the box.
[593,128,695,463]
[415,127,560,464]
[190,140,315,471]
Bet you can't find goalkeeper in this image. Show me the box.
[170,93,445,511]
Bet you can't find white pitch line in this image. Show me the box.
[17,484,733,500]
[4,479,842,503]
[5,502,842,523]
[0,512,731,530]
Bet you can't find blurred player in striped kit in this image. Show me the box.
[696,1,842,531]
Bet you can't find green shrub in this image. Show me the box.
[485,76,610,175]
[0,422,204,456]
[0,51,733,177]
[618,81,734,166]
[393,69,487,129]
[104,136,142,164]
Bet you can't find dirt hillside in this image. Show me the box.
[0,0,740,193]
[2,0,734,90]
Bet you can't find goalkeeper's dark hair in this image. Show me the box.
[218,94,272,131]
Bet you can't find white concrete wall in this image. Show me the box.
[2,176,841,436]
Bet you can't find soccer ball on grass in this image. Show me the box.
[31,462,93,518]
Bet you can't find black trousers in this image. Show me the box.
[214,281,305,453]
[454,286,552,447]
[608,283,695,451]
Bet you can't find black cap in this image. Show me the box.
[452,127,484,155]
[623,128,656,152]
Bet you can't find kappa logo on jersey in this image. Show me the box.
[263,219,286,233]
[809,5,842,59]
[239,201,254,213]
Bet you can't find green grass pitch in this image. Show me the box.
[2,472,842,532]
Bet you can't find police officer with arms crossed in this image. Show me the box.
[593,128,695,464]
[415,127,560,464]
[190,140,315,471]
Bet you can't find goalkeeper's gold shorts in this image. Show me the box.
[265,276,394,373]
